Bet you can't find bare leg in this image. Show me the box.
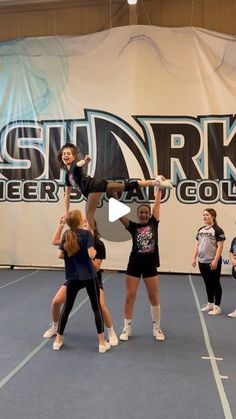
[106,177,172,193]
[138,179,171,188]
[43,285,67,338]
[143,276,159,306]
[106,180,152,194]
[124,275,140,319]
[106,182,125,194]
[99,288,113,328]
[51,285,67,322]
[97,332,107,346]
[99,289,118,346]
[85,192,101,233]
[119,275,140,341]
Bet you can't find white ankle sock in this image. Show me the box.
[107,326,115,337]
[150,305,160,329]
[124,319,132,329]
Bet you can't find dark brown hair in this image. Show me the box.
[57,142,79,169]
[204,208,218,225]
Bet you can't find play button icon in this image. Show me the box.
[108,198,131,222]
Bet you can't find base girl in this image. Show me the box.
[53,209,110,353]
[43,216,118,346]
[118,186,165,342]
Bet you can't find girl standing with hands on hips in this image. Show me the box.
[192,208,226,315]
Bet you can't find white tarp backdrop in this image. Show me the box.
[0,25,235,273]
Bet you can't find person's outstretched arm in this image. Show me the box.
[77,155,91,168]
[52,216,66,246]
[152,187,162,221]
[119,215,130,228]
[64,186,71,215]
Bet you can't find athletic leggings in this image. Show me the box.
[198,259,222,306]
[58,277,104,336]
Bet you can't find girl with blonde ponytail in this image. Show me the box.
[53,209,110,353]
[63,210,82,256]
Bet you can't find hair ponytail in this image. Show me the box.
[63,209,83,256]
[63,230,80,257]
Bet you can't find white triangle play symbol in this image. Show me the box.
[108,198,131,222]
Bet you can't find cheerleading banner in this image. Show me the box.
[0,25,235,273]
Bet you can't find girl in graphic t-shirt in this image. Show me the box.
[118,186,165,342]
[192,208,226,316]
[57,142,172,233]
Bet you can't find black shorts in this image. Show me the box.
[81,176,108,198]
[126,257,158,278]
[232,266,236,280]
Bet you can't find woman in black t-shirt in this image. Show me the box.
[119,186,165,342]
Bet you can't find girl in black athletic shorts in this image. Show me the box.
[118,185,165,342]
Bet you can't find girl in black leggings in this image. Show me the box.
[53,209,110,353]
[192,208,226,316]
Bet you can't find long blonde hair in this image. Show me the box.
[63,210,83,257]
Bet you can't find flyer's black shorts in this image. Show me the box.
[81,176,108,198]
